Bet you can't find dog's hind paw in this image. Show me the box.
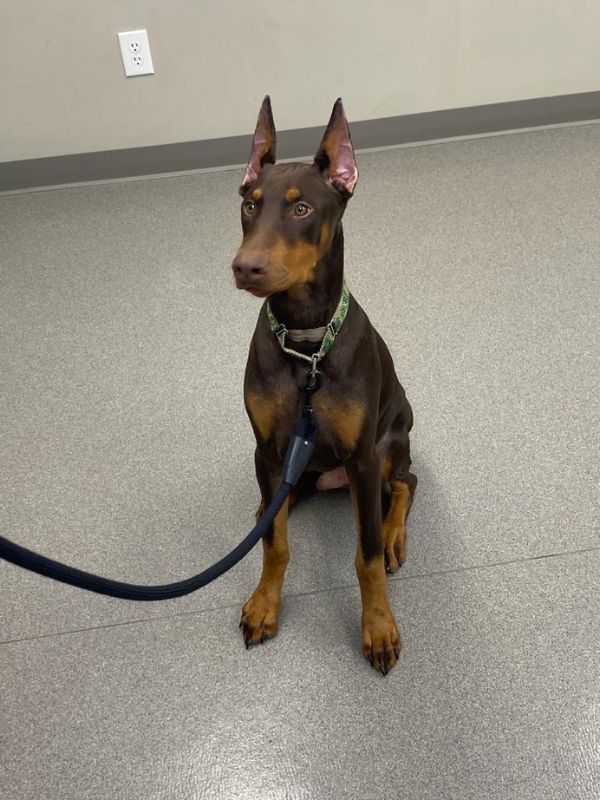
[383,521,406,573]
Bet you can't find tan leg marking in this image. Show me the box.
[350,482,401,674]
[381,456,392,482]
[241,498,290,646]
[383,481,412,572]
[355,549,401,673]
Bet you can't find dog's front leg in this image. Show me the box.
[240,448,289,647]
[348,454,401,674]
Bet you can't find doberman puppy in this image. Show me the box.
[232,97,416,675]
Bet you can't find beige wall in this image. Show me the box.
[1,1,599,162]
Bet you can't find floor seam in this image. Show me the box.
[2,543,598,647]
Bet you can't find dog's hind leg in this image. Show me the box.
[382,477,416,572]
[381,415,417,573]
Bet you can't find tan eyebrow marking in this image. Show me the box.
[285,187,301,202]
[252,188,262,200]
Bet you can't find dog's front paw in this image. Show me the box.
[240,589,280,648]
[362,609,401,675]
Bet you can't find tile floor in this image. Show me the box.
[1,123,599,799]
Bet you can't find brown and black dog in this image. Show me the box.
[232,97,416,675]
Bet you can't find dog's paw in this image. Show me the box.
[362,610,401,675]
[240,589,280,648]
[383,520,406,573]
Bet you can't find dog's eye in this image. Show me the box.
[293,202,311,218]
[242,200,256,216]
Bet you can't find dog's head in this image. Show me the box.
[232,97,358,298]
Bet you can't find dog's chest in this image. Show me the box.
[311,392,365,458]
[245,384,365,466]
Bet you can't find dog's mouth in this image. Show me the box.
[244,286,269,298]
[233,274,269,297]
[233,269,290,298]
[232,257,301,298]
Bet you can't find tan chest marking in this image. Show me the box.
[314,396,366,451]
[245,392,286,442]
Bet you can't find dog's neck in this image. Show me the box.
[268,223,345,330]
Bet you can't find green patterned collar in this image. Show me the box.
[266,282,351,366]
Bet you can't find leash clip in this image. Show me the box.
[304,356,322,396]
[311,353,319,378]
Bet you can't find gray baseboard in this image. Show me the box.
[1,90,599,192]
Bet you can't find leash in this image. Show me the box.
[0,371,321,601]
[0,286,349,601]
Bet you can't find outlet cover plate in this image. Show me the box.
[117,29,154,77]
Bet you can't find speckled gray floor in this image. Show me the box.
[1,123,599,799]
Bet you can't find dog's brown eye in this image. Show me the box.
[243,200,256,216]
[294,202,311,218]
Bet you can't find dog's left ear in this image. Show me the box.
[240,95,277,193]
[314,98,358,198]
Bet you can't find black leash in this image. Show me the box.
[0,371,320,601]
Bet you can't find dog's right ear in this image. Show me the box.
[240,96,276,194]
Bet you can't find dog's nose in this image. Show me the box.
[232,254,267,287]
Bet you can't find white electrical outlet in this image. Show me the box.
[117,30,154,77]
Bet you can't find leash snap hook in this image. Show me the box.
[311,353,319,378]
[304,355,322,395]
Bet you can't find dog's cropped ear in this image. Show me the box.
[240,96,276,193]
[314,98,358,198]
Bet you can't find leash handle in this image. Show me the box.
[282,402,318,487]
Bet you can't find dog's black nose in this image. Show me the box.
[232,254,267,288]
